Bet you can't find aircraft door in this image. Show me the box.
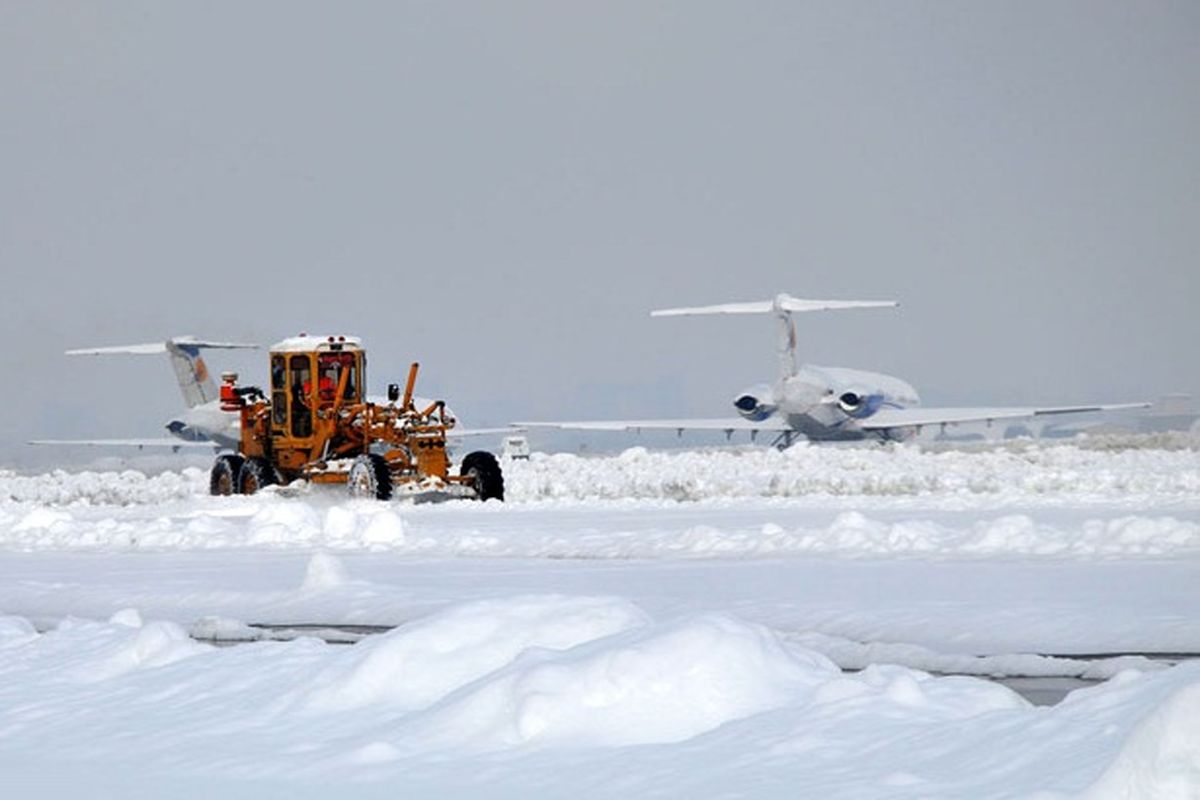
[270,355,287,434]
[288,355,313,438]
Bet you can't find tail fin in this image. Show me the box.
[651,293,898,380]
[67,336,258,408]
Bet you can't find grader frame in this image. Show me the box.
[209,335,502,502]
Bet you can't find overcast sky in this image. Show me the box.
[2,2,1197,463]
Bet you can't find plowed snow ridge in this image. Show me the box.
[1,444,1198,557]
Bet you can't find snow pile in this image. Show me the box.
[1,495,1198,559]
[15,612,209,686]
[787,630,1169,681]
[300,552,350,591]
[414,613,838,749]
[3,441,1198,511]
[1081,680,1200,798]
[393,511,1200,560]
[301,595,650,713]
[0,467,207,506]
[0,598,1198,797]
[0,443,1196,557]
[505,444,1200,501]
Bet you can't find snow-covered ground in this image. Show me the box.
[2,440,1199,797]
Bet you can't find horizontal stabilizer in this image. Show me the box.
[67,336,258,356]
[652,294,897,317]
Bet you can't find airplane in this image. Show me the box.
[515,294,1149,447]
[31,335,514,452]
[30,337,259,452]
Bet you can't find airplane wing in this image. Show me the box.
[445,427,523,439]
[513,418,795,435]
[856,402,1150,432]
[29,438,224,451]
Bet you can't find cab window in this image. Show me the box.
[317,353,358,402]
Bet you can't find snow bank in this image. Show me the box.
[1081,677,1200,799]
[0,599,1197,797]
[301,595,650,713]
[1,496,1198,559]
[416,613,838,749]
[788,630,1170,681]
[506,444,1200,502]
[0,467,206,506]
[4,441,1198,510]
[0,443,1197,557]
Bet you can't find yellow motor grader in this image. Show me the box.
[209,334,503,502]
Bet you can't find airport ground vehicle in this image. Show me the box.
[501,435,530,459]
[209,334,503,502]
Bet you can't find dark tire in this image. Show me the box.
[238,456,278,495]
[348,453,393,500]
[460,450,504,502]
[210,454,245,496]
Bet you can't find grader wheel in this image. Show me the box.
[209,454,245,496]
[238,456,277,495]
[461,451,504,502]
[348,453,393,501]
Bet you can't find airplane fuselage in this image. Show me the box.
[166,401,242,449]
[735,364,922,442]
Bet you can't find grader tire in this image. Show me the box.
[348,453,393,501]
[238,456,278,495]
[461,451,504,502]
[210,454,245,496]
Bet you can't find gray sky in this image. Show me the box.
[2,1,1197,463]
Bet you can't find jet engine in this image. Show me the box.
[733,384,777,422]
[837,391,864,414]
[836,389,881,419]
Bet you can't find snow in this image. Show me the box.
[1,439,1199,796]
[300,595,650,714]
[0,601,1198,798]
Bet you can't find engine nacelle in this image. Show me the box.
[837,391,864,414]
[733,384,777,422]
[836,388,882,419]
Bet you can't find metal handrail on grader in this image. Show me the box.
[208,334,503,502]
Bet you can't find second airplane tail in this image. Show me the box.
[67,336,258,408]
[650,293,898,381]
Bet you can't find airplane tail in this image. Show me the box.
[651,293,897,381]
[67,336,258,408]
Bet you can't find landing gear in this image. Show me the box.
[770,430,800,450]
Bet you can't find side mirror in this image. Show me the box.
[387,383,400,403]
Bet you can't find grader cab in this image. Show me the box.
[209,334,503,502]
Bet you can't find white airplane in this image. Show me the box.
[32,336,514,452]
[516,294,1149,447]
